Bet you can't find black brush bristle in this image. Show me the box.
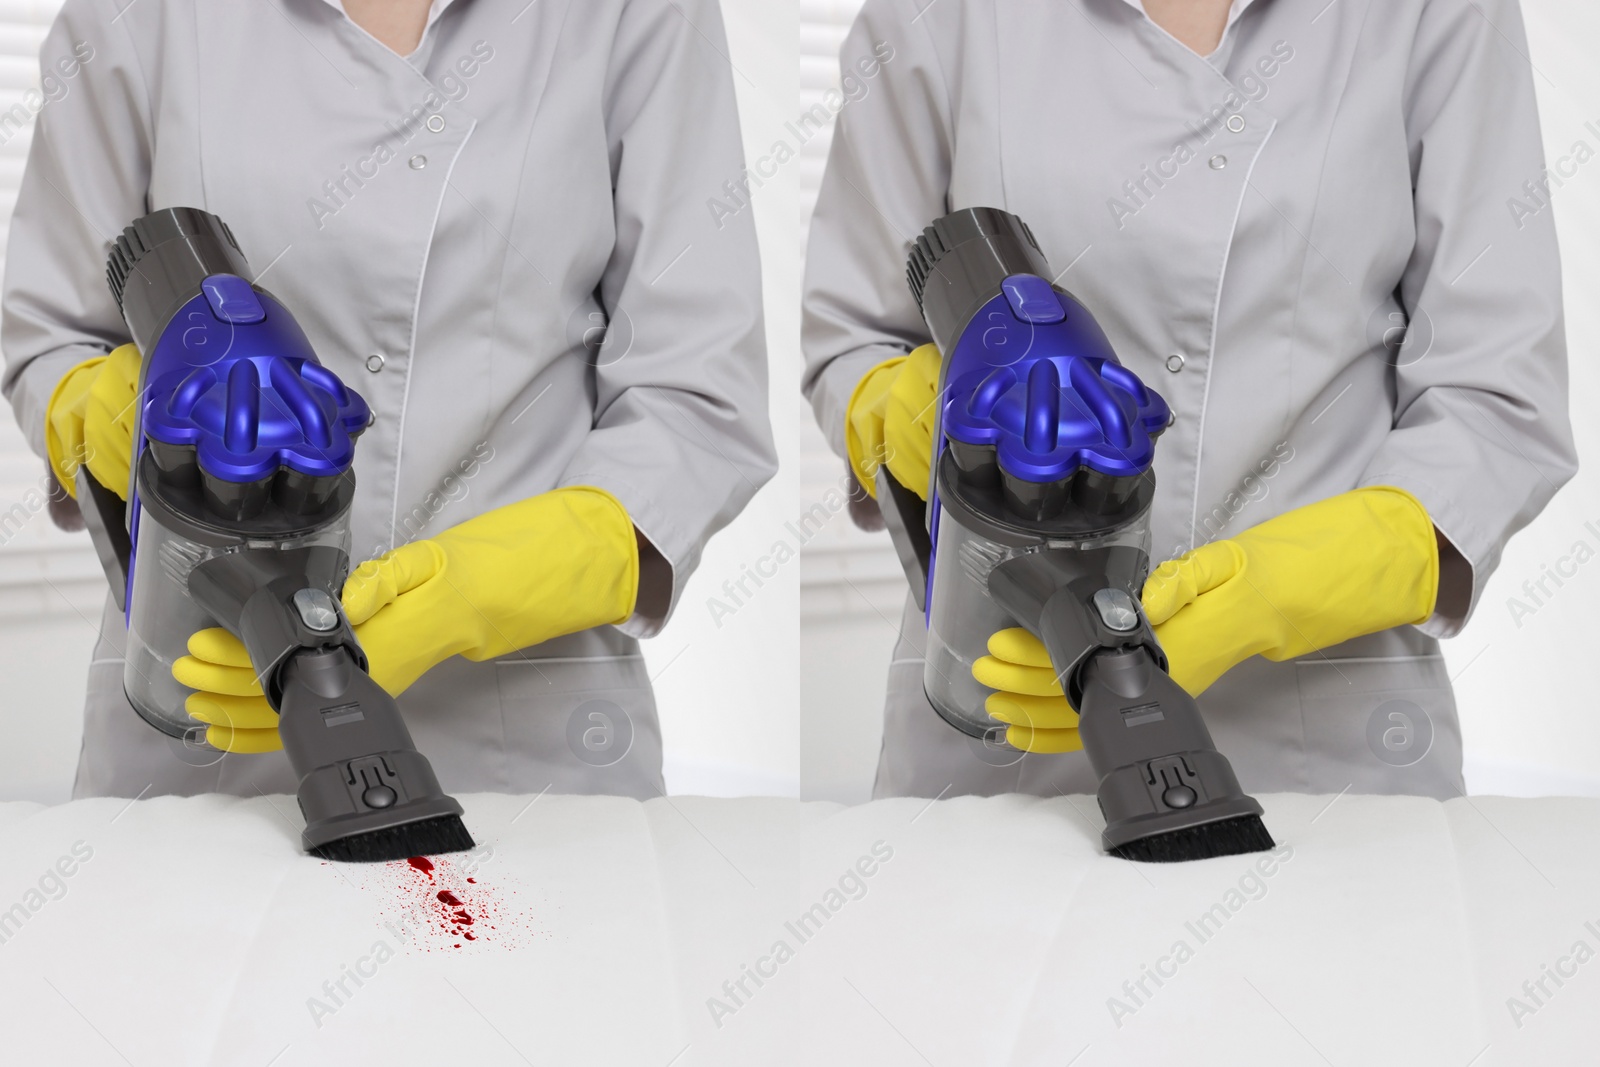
[311,814,475,864]
[1111,814,1276,863]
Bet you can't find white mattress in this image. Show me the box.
[0,792,1593,1065]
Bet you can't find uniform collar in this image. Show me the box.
[1115,0,1261,56]
[313,0,460,57]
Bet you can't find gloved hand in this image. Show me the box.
[172,486,640,752]
[1140,486,1438,697]
[44,344,141,500]
[973,487,1439,753]
[174,628,284,754]
[972,628,1082,753]
[845,343,940,500]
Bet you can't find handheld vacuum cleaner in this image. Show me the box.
[880,207,1274,862]
[78,207,473,863]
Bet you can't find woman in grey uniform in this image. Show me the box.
[803,0,1573,799]
[2,0,774,798]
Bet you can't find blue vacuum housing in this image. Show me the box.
[106,219,369,527]
[934,276,1170,523]
[904,211,1171,526]
[137,281,370,521]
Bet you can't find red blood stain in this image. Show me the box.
[334,852,541,953]
[433,888,478,930]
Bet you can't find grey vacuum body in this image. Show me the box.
[882,207,1274,861]
[80,207,472,862]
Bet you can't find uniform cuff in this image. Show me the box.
[558,471,683,639]
[1361,472,1482,639]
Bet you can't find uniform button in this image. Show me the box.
[1226,114,1245,133]
[408,155,427,170]
[1165,353,1186,373]
[366,353,385,373]
[1208,155,1227,170]
[426,114,445,133]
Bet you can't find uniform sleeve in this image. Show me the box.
[1358,0,1575,637]
[2,0,151,463]
[556,0,775,636]
[800,0,953,462]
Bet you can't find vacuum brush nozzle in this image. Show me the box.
[279,647,475,863]
[1077,648,1275,863]
[1109,815,1276,864]
[310,814,476,864]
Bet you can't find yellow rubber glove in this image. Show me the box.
[45,344,142,500]
[1142,486,1438,697]
[175,629,285,754]
[172,486,640,752]
[845,343,940,500]
[973,628,1082,753]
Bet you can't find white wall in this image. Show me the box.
[0,0,802,802]
[797,0,1600,801]
[650,1,801,796]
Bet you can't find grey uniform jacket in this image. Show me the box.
[803,0,1574,798]
[2,0,774,798]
